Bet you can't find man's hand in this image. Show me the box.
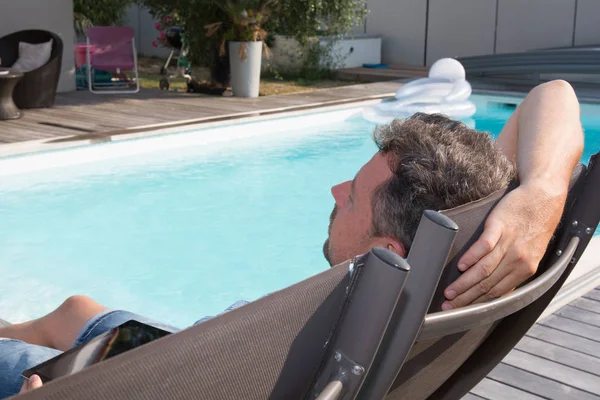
[441,80,583,311]
[19,374,43,394]
[442,182,567,310]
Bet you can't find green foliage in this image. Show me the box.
[206,0,274,43]
[73,0,134,27]
[137,0,368,71]
[262,36,347,82]
[266,0,368,45]
[137,0,226,66]
[299,40,342,79]
[204,0,275,60]
[73,12,93,35]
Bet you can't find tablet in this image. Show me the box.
[22,319,172,383]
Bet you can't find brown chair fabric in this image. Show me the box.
[14,263,351,400]
[385,324,496,400]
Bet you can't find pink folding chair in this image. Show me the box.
[86,26,139,94]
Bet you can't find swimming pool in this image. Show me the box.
[0,94,598,327]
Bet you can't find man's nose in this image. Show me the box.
[331,181,351,206]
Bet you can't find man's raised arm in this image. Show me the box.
[443,80,584,310]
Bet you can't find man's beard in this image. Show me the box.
[323,205,337,266]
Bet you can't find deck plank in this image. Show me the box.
[487,363,600,400]
[502,349,600,394]
[462,394,487,400]
[470,378,544,400]
[526,324,600,358]
[539,315,600,342]
[572,297,600,315]
[583,289,600,302]
[515,336,600,376]
[556,305,600,328]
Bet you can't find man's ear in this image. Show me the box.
[385,239,407,258]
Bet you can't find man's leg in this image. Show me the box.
[0,296,108,352]
[0,298,179,399]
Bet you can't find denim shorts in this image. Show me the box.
[0,300,248,399]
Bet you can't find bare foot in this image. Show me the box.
[19,374,43,394]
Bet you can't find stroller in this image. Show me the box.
[158,26,193,91]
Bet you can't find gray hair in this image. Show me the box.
[371,113,516,250]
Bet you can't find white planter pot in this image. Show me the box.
[229,41,263,98]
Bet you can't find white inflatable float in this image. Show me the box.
[363,58,476,125]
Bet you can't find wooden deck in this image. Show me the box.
[468,286,600,399]
[0,81,401,146]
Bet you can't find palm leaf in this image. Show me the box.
[239,42,248,60]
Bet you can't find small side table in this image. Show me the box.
[0,71,24,120]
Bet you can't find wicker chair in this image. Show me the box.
[0,29,63,108]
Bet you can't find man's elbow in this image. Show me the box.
[537,80,583,144]
[536,79,576,95]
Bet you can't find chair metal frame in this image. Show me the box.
[85,28,140,95]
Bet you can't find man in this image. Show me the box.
[3,80,584,397]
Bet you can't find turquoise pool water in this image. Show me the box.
[0,98,598,327]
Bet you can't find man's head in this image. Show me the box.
[323,113,516,266]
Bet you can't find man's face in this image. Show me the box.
[323,152,397,266]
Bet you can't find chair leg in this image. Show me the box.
[132,41,140,94]
[86,40,94,93]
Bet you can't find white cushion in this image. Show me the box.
[11,39,53,73]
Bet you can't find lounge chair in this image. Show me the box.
[85,27,139,94]
[0,30,63,108]
[7,151,600,400]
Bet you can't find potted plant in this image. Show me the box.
[205,0,274,97]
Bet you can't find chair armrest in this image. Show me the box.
[420,236,579,340]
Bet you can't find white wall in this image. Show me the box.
[495,0,576,53]
[365,0,594,67]
[364,0,427,66]
[328,36,381,68]
[426,0,497,65]
[0,0,76,92]
[574,0,600,46]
